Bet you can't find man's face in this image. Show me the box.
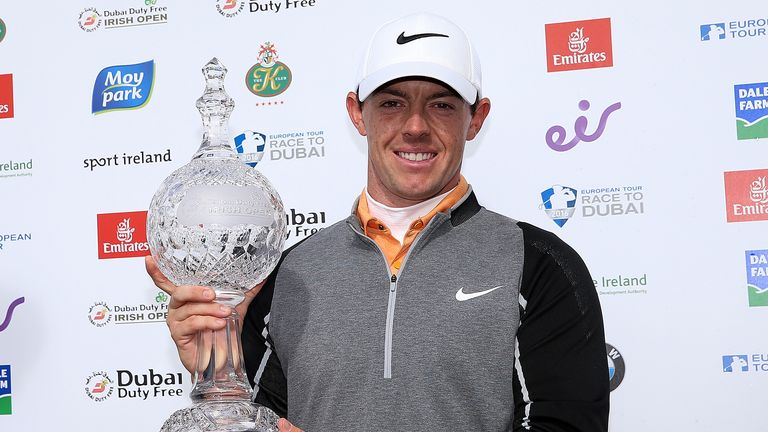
[347,79,490,207]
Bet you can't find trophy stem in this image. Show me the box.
[190,309,253,402]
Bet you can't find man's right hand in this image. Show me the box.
[145,256,264,373]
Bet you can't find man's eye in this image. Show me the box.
[381,100,402,108]
[433,102,454,110]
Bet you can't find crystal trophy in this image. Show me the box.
[147,58,286,431]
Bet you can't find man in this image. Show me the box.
[147,12,609,431]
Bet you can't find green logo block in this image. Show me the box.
[0,395,10,415]
[247,62,292,97]
[748,284,768,307]
[737,118,768,140]
[0,18,6,44]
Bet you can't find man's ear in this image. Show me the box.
[346,91,367,136]
[466,97,491,141]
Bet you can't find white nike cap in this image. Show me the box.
[356,12,482,104]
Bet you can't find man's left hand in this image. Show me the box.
[278,418,304,432]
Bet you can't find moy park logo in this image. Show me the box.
[92,60,155,114]
[545,17,613,73]
[96,211,150,259]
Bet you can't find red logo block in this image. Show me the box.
[97,211,150,259]
[724,169,768,223]
[0,74,14,119]
[545,18,613,73]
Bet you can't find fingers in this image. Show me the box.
[277,418,303,432]
[144,256,177,294]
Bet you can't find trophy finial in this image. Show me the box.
[194,58,235,158]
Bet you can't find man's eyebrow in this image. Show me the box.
[427,90,461,100]
[373,88,461,100]
[375,88,407,98]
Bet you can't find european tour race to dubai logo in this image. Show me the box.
[92,60,155,114]
[540,185,578,227]
[746,250,768,307]
[724,169,768,223]
[545,18,613,73]
[246,42,292,103]
[97,211,150,259]
[735,82,768,140]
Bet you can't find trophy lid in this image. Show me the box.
[193,58,236,159]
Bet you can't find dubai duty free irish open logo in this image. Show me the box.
[246,42,292,98]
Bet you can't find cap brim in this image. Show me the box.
[357,62,478,104]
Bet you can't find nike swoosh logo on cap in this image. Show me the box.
[455,286,504,302]
[396,32,449,45]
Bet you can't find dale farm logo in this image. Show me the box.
[540,185,578,227]
[92,60,155,114]
[97,211,150,259]
[746,249,768,307]
[0,74,14,119]
[734,82,768,139]
[246,42,292,98]
[545,18,613,72]
[0,365,10,415]
[724,169,768,222]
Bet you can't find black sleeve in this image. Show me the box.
[512,222,610,432]
[242,251,293,418]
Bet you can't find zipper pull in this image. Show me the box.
[390,274,397,292]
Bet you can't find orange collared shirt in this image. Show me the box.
[356,177,469,274]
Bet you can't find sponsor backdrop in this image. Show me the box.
[0,1,766,430]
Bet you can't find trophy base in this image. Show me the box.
[160,400,279,432]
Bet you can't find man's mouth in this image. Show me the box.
[396,151,436,162]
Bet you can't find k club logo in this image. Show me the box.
[0,297,25,333]
[724,169,768,222]
[233,129,326,165]
[722,354,768,373]
[545,18,613,73]
[85,369,184,402]
[246,42,292,100]
[78,2,168,32]
[701,18,768,41]
[0,18,7,44]
[545,99,622,151]
[735,82,768,140]
[540,184,645,227]
[88,292,169,327]
[92,60,155,114]
[0,73,14,119]
[746,250,768,307]
[606,344,624,392]
[97,211,150,259]
[0,365,10,415]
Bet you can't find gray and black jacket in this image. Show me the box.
[243,189,609,431]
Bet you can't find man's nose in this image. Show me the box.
[402,108,430,140]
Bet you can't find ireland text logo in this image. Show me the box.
[92,60,155,114]
[545,18,613,73]
[724,169,768,223]
[735,82,768,139]
[746,250,768,307]
[246,42,292,98]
